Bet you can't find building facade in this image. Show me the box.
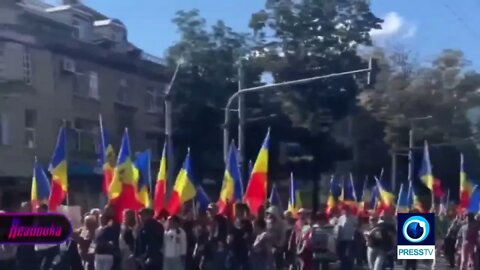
[0,0,168,209]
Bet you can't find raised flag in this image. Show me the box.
[374,176,394,211]
[109,129,142,221]
[419,141,434,190]
[359,178,370,213]
[369,185,379,211]
[167,149,197,215]
[244,129,269,216]
[268,183,281,208]
[98,115,115,196]
[31,158,51,211]
[218,142,243,214]
[326,176,341,215]
[287,172,302,216]
[135,150,151,207]
[343,173,357,211]
[406,181,424,213]
[396,183,409,214]
[48,126,68,211]
[196,185,211,213]
[460,153,474,209]
[468,185,480,213]
[153,143,167,215]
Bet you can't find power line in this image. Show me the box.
[440,1,480,41]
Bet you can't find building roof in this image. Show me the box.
[45,4,92,19]
[93,19,125,28]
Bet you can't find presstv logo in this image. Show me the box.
[397,213,435,260]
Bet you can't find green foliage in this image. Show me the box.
[165,10,263,178]
[360,49,480,148]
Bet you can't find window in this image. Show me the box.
[60,119,97,154]
[145,87,162,113]
[72,19,80,39]
[88,71,99,99]
[117,79,131,104]
[73,118,98,153]
[0,113,9,145]
[23,48,32,85]
[24,109,37,148]
[0,43,4,81]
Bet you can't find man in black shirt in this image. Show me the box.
[136,208,164,270]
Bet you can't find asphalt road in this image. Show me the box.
[329,257,453,269]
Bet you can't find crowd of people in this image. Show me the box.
[1,201,479,270]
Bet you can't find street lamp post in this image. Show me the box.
[406,116,432,185]
[165,60,182,188]
[223,61,373,164]
[390,115,432,193]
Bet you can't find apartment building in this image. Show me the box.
[0,0,169,209]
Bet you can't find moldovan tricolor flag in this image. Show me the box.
[153,143,167,215]
[244,129,270,216]
[343,173,358,213]
[419,141,434,191]
[287,172,302,217]
[167,149,197,215]
[374,176,394,211]
[98,115,115,197]
[396,183,409,214]
[268,183,281,208]
[48,126,68,211]
[218,142,243,214]
[109,129,142,221]
[31,158,51,211]
[326,176,340,216]
[135,150,151,208]
[460,153,474,209]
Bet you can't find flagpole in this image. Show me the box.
[147,149,153,207]
[63,119,69,207]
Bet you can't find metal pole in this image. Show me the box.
[408,122,414,184]
[165,62,181,188]
[237,60,246,181]
[223,65,372,160]
[391,151,397,190]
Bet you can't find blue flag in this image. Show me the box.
[468,185,480,213]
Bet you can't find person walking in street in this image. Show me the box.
[163,215,187,270]
[458,213,479,270]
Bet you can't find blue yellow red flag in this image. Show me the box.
[343,173,357,209]
[154,143,167,214]
[218,142,243,213]
[396,183,409,214]
[287,172,302,216]
[135,150,151,207]
[31,158,51,210]
[196,185,211,212]
[268,183,281,208]
[460,153,474,209]
[48,126,68,211]
[109,129,141,221]
[244,129,269,216]
[418,141,434,191]
[167,149,197,215]
[98,115,115,196]
[374,176,394,210]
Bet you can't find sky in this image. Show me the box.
[79,0,480,68]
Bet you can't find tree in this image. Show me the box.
[165,10,263,182]
[248,0,382,172]
[360,48,480,196]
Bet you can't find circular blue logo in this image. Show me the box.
[402,216,430,243]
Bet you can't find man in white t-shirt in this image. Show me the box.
[335,206,358,270]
